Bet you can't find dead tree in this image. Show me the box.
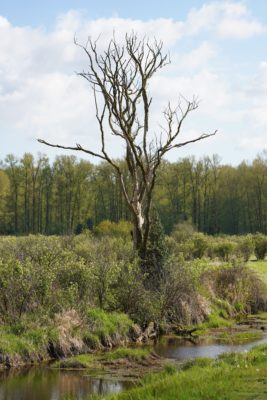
[38,33,216,261]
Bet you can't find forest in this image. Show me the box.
[1,151,267,236]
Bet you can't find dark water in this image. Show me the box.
[0,368,133,400]
[154,335,267,361]
[1,335,267,400]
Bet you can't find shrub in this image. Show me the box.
[114,259,161,326]
[254,233,267,260]
[94,220,132,239]
[237,235,254,262]
[171,222,195,243]
[213,240,235,261]
[143,209,168,287]
[160,257,210,325]
[202,265,267,314]
[192,233,209,259]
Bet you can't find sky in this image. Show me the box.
[0,0,267,165]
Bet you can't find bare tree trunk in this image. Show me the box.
[38,33,216,268]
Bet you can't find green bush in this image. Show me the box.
[202,265,266,314]
[94,220,132,239]
[237,234,254,262]
[192,233,209,259]
[213,240,235,261]
[254,233,267,260]
[171,222,195,243]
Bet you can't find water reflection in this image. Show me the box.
[154,335,267,360]
[0,368,133,400]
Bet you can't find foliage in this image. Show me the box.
[171,222,195,243]
[237,234,254,262]
[254,233,267,260]
[86,308,133,341]
[212,239,236,261]
[192,233,209,259]
[2,152,267,236]
[159,257,210,325]
[94,220,132,239]
[0,232,266,363]
[143,209,168,287]
[202,265,267,314]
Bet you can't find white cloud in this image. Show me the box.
[171,42,216,72]
[185,1,266,39]
[0,2,266,161]
[218,17,266,39]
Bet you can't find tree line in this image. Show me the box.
[0,151,267,236]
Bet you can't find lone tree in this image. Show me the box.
[38,33,216,262]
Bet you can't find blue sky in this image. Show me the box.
[1,1,267,164]
[1,0,267,26]
[0,1,228,25]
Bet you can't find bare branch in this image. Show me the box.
[37,139,106,160]
[169,130,217,150]
[38,32,217,260]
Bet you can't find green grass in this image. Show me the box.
[100,344,267,400]
[86,308,133,341]
[197,312,233,332]
[247,258,267,283]
[217,331,264,344]
[254,312,267,319]
[54,347,152,369]
[53,354,95,369]
[0,325,50,357]
[104,347,151,362]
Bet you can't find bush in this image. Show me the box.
[171,222,195,243]
[213,240,236,261]
[94,220,132,239]
[192,233,209,259]
[114,259,161,326]
[202,265,267,314]
[254,233,267,260]
[160,257,210,325]
[237,235,254,262]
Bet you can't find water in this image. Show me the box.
[1,334,266,400]
[154,335,267,361]
[0,368,133,400]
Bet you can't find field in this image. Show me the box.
[247,258,267,284]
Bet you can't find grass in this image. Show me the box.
[217,331,264,344]
[0,325,52,357]
[53,347,153,369]
[254,311,267,319]
[247,258,267,284]
[87,308,133,341]
[53,354,95,369]
[103,347,151,362]
[99,344,267,400]
[196,312,233,333]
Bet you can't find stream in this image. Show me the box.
[0,334,267,400]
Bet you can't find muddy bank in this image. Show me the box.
[0,313,159,370]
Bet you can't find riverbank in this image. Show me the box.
[89,342,267,400]
[0,309,161,370]
[1,316,267,400]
